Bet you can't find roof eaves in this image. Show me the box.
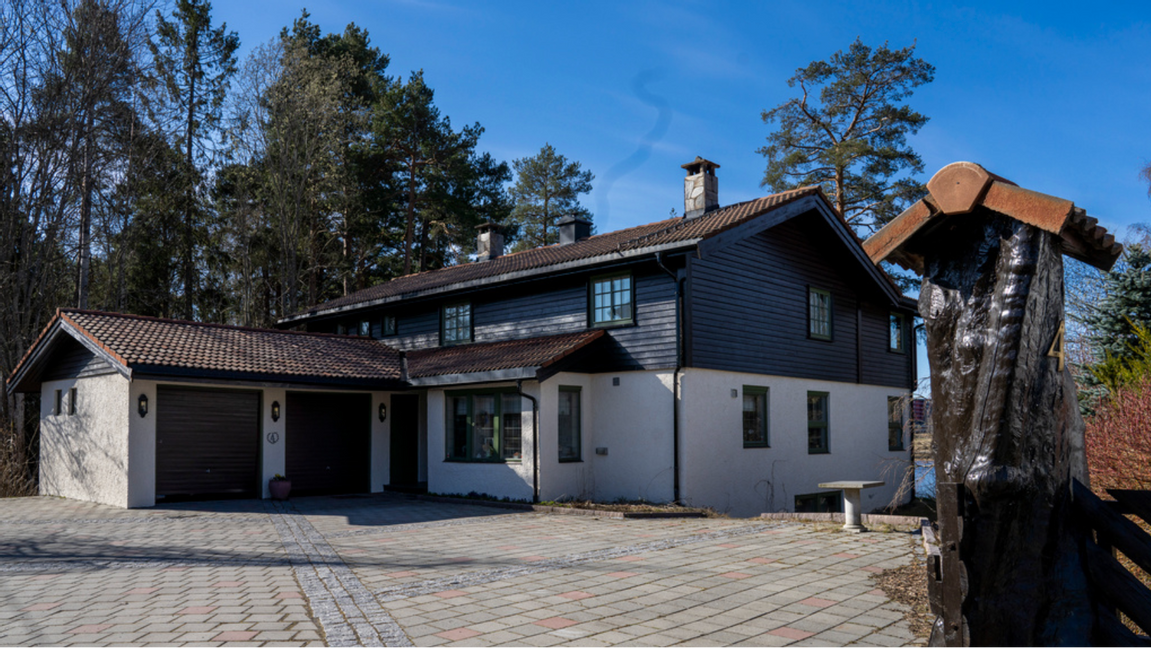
[279,239,701,323]
[5,310,63,393]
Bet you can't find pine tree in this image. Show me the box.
[149,0,238,319]
[508,144,593,250]
[759,39,933,234]
[1086,245,1151,361]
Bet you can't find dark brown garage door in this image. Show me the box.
[286,391,371,495]
[156,386,260,500]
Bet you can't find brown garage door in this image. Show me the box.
[156,386,260,500]
[286,391,371,495]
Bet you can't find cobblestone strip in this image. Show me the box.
[267,501,412,647]
[325,514,506,539]
[3,515,269,525]
[374,522,790,601]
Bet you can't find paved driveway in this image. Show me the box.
[0,494,922,646]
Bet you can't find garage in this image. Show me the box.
[286,391,371,495]
[156,386,261,500]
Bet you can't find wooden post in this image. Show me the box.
[864,162,1123,646]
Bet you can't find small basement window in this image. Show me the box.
[742,386,769,448]
[795,491,842,513]
[591,273,633,326]
[890,313,905,352]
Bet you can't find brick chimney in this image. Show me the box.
[558,215,592,246]
[475,223,504,261]
[681,157,720,219]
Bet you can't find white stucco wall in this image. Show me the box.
[587,371,675,504]
[537,372,595,501]
[678,368,911,517]
[426,382,537,501]
[127,380,157,507]
[371,392,391,492]
[40,373,131,508]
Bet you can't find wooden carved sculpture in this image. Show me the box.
[864,162,1123,646]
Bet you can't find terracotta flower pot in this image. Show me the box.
[269,479,291,501]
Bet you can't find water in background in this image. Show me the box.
[915,460,936,498]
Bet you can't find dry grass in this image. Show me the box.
[872,557,933,642]
[0,424,36,498]
[539,499,721,517]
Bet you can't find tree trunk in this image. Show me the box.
[402,161,416,275]
[920,211,1093,646]
[181,29,200,321]
[76,109,95,309]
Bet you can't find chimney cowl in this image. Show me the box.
[681,156,720,219]
[475,222,504,262]
[558,215,593,246]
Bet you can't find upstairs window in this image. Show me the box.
[441,302,472,345]
[446,390,522,462]
[808,288,833,340]
[358,320,371,337]
[742,386,769,448]
[382,315,397,337]
[591,273,633,326]
[890,313,905,352]
[888,396,906,451]
[807,391,830,454]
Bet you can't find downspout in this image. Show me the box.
[516,379,540,504]
[655,252,684,504]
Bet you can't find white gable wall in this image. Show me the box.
[678,367,911,517]
[40,373,131,508]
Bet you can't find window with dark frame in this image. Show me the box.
[591,273,633,326]
[558,386,581,461]
[888,396,906,451]
[890,313,905,352]
[382,315,397,337]
[808,288,833,340]
[358,320,371,337]
[795,491,841,513]
[742,386,769,448]
[441,302,472,345]
[69,387,77,415]
[446,390,522,462]
[54,389,62,416]
[807,391,830,454]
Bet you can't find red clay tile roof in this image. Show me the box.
[9,309,404,387]
[864,162,1123,272]
[287,187,824,319]
[407,330,605,379]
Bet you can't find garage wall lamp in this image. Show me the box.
[271,401,281,422]
[137,393,148,418]
[378,402,387,422]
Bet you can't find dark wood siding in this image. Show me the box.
[41,337,116,381]
[156,386,260,499]
[286,391,371,494]
[860,302,914,388]
[688,215,912,387]
[308,263,680,372]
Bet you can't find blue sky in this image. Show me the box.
[214,1,1151,388]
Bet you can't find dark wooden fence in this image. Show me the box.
[1072,479,1151,646]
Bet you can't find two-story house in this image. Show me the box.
[7,158,916,516]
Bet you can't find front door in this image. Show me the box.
[389,394,420,485]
